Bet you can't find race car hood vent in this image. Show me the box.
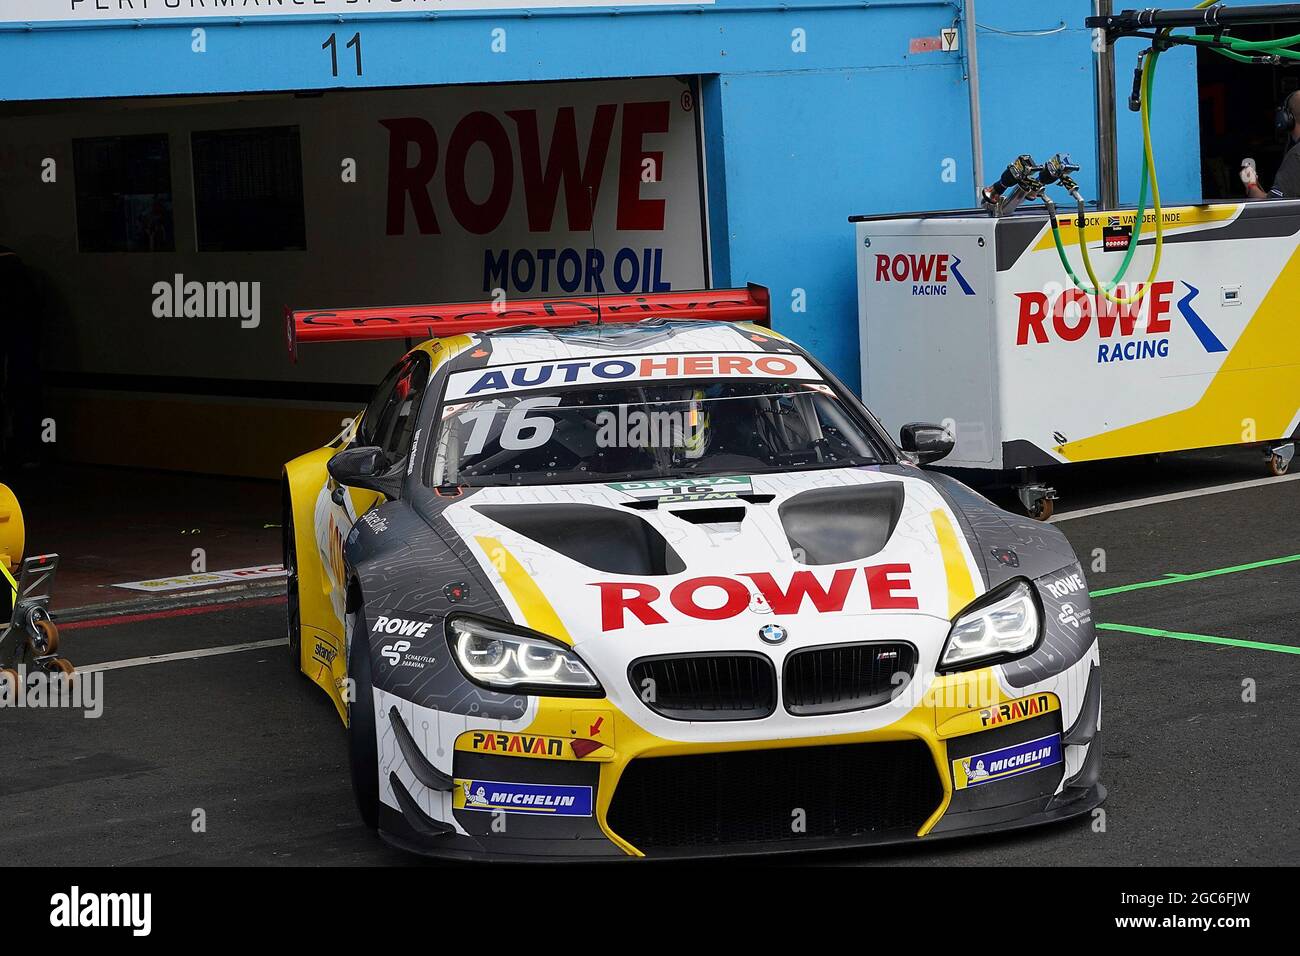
[779,483,905,565]
[474,504,686,576]
[666,506,747,525]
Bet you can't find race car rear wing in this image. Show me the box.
[286,285,770,361]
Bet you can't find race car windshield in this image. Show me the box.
[429,379,883,487]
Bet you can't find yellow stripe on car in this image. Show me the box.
[473,535,572,643]
[932,509,977,618]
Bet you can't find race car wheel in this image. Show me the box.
[284,499,302,672]
[347,596,380,830]
[1269,452,1291,476]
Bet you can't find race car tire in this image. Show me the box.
[284,493,302,673]
[347,594,380,830]
[1269,452,1291,477]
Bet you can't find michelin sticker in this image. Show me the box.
[952,733,1062,789]
[454,779,593,816]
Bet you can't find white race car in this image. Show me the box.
[282,287,1103,860]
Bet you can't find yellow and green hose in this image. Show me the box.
[1049,48,1160,304]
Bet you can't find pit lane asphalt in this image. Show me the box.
[3,449,1297,866]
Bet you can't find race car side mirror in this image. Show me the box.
[899,423,954,465]
[328,445,404,499]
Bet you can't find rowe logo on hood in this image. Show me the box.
[592,563,917,632]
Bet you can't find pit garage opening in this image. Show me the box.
[1198,22,1300,200]
[0,77,709,609]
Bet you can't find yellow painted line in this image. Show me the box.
[931,509,976,618]
[474,535,571,642]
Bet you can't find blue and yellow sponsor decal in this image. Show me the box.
[454,778,593,816]
[952,733,1062,790]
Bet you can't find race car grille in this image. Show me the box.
[607,741,942,852]
[782,642,917,715]
[628,653,776,721]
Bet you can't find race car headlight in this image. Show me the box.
[940,580,1041,670]
[446,614,602,696]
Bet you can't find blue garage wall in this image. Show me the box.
[0,1,972,99]
[0,0,1202,388]
[976,8,1201,208]
[704,65,975,365]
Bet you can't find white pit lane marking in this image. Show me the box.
[76,638,288,674]
[1049,473,1300,523]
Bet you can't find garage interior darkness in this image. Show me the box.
[0,78,710,607]
[0,79,708,478]
[1198,24,1300,200]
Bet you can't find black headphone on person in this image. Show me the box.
[1276,90,1300,136]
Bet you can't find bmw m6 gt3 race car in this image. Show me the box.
[283,286,1103,860]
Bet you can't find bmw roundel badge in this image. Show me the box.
[759,624,788,645]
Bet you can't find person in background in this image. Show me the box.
[1243,90,1300,198]
[0,245,43,469]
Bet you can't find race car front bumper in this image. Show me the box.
[374,654,1104,861]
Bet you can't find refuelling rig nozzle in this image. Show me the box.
[1037,153,1084,203]
[981,154,1045,216]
